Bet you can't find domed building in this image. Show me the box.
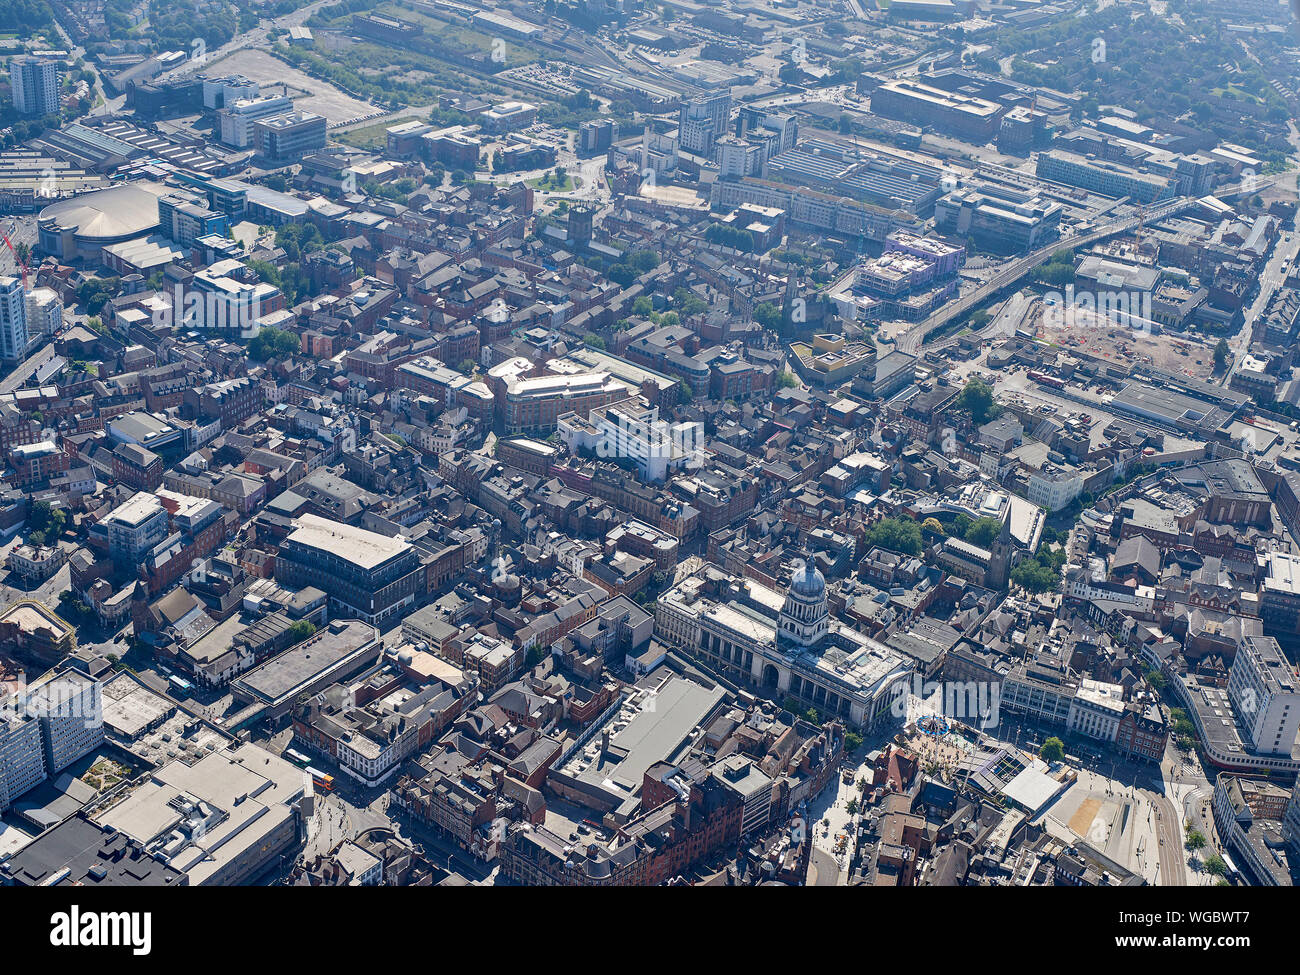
[37,182,167,262]
[779,559,828,648]
[655,557,913,729]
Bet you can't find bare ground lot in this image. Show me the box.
[201,48,379,126]
[1031,302,1219,382]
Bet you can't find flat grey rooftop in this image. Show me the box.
[232,620,378,705]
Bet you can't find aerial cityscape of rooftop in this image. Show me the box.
[0,0,1292,935]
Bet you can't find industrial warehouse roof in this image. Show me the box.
[37,181,167,240]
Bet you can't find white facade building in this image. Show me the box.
[10,56,59,116]
[655,564,912,728]
[24,288,62,337]
[0,710,46,812]
[1067,679,1125,743]
[1027,464,1084,512]
[218,95,293,147]
[1229,635,1300,755]
[103,491,170,563]
[0,276,28,363]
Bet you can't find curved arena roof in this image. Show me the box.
[38,181,165,242]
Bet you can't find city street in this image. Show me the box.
[1224,205,1300,385]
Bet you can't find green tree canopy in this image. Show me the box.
[248,326,300,361]
[957,379,1000,425]
[288,620,317,643]
[863,517,923,556]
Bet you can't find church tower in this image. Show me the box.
[989,505,1015,590]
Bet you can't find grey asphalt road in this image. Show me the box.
[808,846,842,886]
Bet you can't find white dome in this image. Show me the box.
[790,560,825,599]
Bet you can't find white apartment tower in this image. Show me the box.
[0,276,29,363]
[0,709,46,812]
[678,92,732,156]
[25,669,105,772]
[0,667,104,813]
[9,56,59,116]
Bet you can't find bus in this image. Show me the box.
[168,675,193,699]
[283,748,312,769]
[306,767,334,791]
[1027,370,1066,390]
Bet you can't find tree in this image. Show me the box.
[1204,854,1227,877]
[1012,559,1059,594]
[778,370,800,389]
[287,620,317,643]
[863,517,923,556]
[627,249,660,273]
[1035,249,1076,287]
[1185,829,1206,851]
[248,326,300,361]
[704,222,756,253]
[1214,338,1230,371]
[1039,737,1065,762]
[673,287,707,317]
[965,517,1002,548]
[607,264,637,287]
[753,302,782,330]
[29,500,65,542]
[632,296,654,317]
[921,517,945,536]
[957,378,999,425]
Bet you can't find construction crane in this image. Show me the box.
[1,222,29,289]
